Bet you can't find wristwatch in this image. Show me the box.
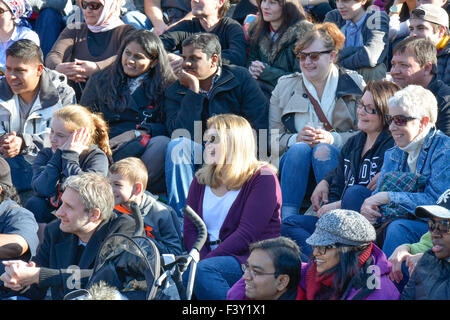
[390,4,401,13]
[134,130,141,138]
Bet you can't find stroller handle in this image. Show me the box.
[182,205,207,253]
[130,202,144,237]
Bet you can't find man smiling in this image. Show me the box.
[401,189,450,300]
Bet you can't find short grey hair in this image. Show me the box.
[63,172,115,222]
[387,84,438,125]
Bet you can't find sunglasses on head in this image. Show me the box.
[81,1,103,10]
[428,219,450,235]
[385,114,417,126]
[296,50,333,62]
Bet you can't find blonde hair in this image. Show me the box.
[195,114,276,190]
[109,157,148,190]
[54,104,112,156]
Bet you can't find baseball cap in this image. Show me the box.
[415,189,450,219]
[411,4,449,29]
[0,157,13,188]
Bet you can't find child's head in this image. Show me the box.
[51,104,112,156]
[108,157,148,207]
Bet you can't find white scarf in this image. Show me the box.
[294,64,339,131]
[399,125,432,173]
[87,0,124,33]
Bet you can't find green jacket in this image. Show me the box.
[405,232,432,255]
[247,19,313,88]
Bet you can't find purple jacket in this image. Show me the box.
[227,243,400,300]
[184,166,281,264]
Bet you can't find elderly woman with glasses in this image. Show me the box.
[281,80,400,261]
[228,209,399,300]
[359,84,450,259]
[45,0,135,100]
[269,22,365,221]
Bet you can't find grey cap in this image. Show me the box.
[415,189,450,220]
[306,209,376,247]
[411,4,449,29]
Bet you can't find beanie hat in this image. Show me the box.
[306,209,376,247]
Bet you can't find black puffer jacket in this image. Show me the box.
[401,249,450,300]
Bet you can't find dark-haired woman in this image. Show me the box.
[247,0,312,97]
[80,29,177,193]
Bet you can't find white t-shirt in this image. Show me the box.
[202,186,241,251]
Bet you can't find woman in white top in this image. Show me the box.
[269,22,365,220]
[0,0,39,74]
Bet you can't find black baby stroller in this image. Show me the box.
[64,203,207,300]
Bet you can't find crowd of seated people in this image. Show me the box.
[0,0,448,301]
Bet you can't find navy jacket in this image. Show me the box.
[324,128,394,203]
[427,76,450,136]
[164,64,268,138]
[31,146,109,198]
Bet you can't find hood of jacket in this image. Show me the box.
[248,19,313,64]
[0,67,69,110]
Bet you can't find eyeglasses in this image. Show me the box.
[313,244,338,255]
[385,114,418,126]
[241,263,278,278]
[356,100,378,115]
[81,1,103,10]
[428,219,450,235]
[0,7,11,15]
[296,50,333,62]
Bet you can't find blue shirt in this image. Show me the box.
[344,13,367,48]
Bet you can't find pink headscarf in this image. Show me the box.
[87,0,124,33]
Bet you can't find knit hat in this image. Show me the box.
[415,189,450,220]
[306,209,376,247]
[1,0,32,22]
[411,4,449,29]
[0,157,13,188]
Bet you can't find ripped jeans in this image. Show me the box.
[279,142,340,220]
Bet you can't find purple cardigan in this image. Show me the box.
[183,166,281,264]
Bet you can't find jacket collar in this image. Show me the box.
[0,68,61,109]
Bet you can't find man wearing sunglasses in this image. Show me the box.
[390,37,450,136]
[401,189,450,300]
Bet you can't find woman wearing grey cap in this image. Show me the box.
[299,209,399,300]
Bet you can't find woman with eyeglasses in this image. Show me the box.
[0,0,39,75]
[45,0,135,100]
[281,80,400,260]
[269,22,364,221]
[246,0,312,98]
[183,114,281,300]
[228,209,399,300]
[359,84,450,260]
[80,29,176,194]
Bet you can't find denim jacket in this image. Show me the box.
[374,128,450,218]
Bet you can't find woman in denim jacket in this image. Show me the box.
[360,84,450,259]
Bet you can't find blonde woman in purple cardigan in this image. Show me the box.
[182,114,282,300]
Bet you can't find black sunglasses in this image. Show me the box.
[81,1,103,10]
[296,50,333,62]
[428,219,450,235]
[357,100,378,115]
[385,114,417,126]
[313,244,338,255]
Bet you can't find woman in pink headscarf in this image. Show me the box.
[0,0,39,74]
[45,0,135,100]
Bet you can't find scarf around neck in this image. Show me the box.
[399,124,431,173]
[302,242,373,300]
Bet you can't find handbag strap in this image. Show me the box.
[302,79,333,131]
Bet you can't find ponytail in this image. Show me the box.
[91,113,112,157]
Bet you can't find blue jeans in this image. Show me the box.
[121,11,152,30]
[182,256,243,300]
[5,156,33,192]
[281,214,318,261]
[165,137,203,219]
[382,219,428,258]
[34,8,65,58]
[341,185,373,212]
[279,143,340,220]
